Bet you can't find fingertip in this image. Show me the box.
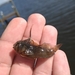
[44,25,58,37]
[41,25,58,45]
[1,17,27,43]
[7,17,27,28]
[10,17,27,24]
[24,13,46,43]
[28,13,46,24]
[53,50,70,75]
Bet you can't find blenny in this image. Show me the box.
[13,38,61,58]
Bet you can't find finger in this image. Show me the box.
[24,13,46,43]
[0,18,27,75]
[10,14,46,75]
[33,25,58,75]
[52,50,70,75]
[0,40,13,75]
[40,25,57,46]
[1,17,27,43]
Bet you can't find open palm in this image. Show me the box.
[0,13,70,75]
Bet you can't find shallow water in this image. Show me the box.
[0,0,75,74]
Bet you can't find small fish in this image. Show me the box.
[13,38,61,58]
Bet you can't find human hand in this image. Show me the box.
[0,13,70,75]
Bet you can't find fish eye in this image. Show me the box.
[18,43,22,47]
